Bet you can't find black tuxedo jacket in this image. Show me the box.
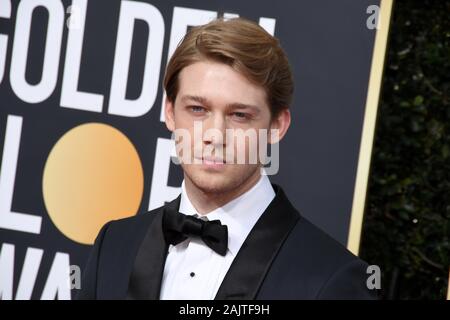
[76,184,377,300]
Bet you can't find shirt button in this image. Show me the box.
[190,272,195,277]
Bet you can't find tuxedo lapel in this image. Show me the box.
[126,184,299,300]
[215,184,300,300]
[126,196,181,300]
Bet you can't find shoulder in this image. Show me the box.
[289,216,358,265]
[274,215,366,278]
[97,206,163,251]
[260,214,377,299]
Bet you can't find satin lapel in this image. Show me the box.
[126,196,181,300]
[215,184,300,300]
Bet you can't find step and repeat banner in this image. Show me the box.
[0,0,392,299]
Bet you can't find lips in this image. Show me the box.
[202,156,225,164]
[192,156,226,168]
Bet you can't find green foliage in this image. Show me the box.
[360,1,450,299]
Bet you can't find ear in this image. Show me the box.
[269,108,291,144]
[164,97,175,132]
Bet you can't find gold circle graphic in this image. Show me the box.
[42,123,144,245]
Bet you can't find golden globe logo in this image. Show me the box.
[43,123,144,245]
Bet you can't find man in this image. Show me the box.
[76,17,377,300]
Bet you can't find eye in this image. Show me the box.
[189,105,206,113]
[232,112,249,120]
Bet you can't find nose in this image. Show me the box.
[202,112,226,147]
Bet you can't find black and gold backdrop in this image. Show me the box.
[0,0,391,299]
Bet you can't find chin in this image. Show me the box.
[183,164,260,195]
[190,172,236,194]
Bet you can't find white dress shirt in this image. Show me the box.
[159,174,275,300]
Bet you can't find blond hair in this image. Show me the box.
[163,17,294,117]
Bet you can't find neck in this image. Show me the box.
[184,170,262,215]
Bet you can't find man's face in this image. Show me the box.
[165,60,275,194]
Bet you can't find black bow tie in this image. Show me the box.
[162,208,228,256]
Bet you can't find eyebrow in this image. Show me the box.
[180,95,261,113]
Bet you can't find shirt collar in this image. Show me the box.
[178,174,275,256]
